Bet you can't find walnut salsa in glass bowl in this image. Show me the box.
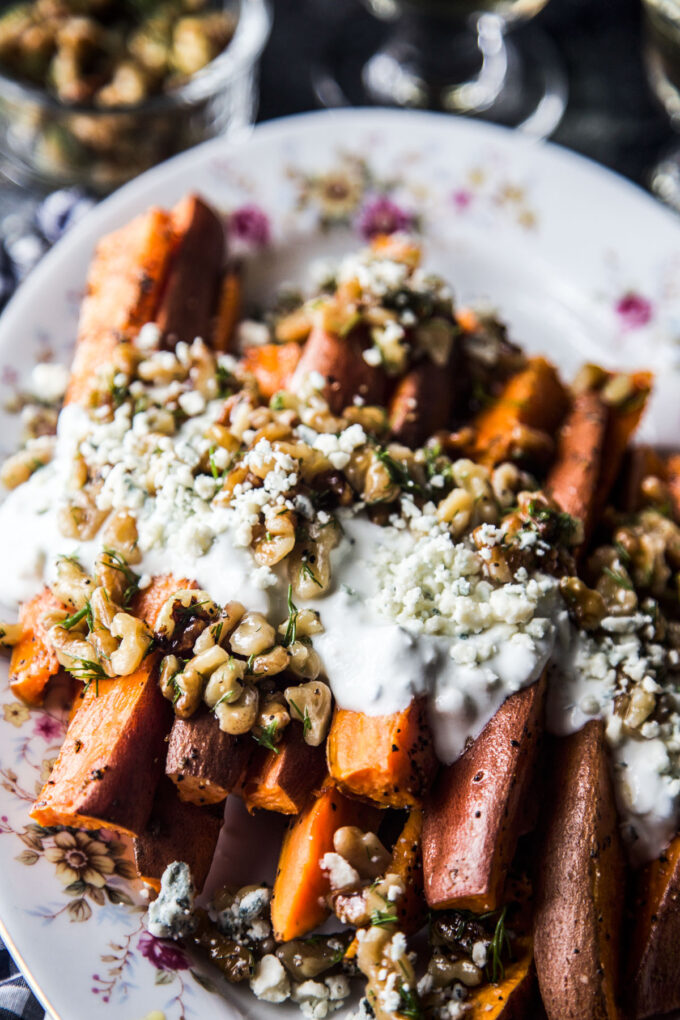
[0,0,271,194]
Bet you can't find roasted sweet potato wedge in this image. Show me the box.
[9,588,63,705]
[597,371,652,507]
[467,937,536,1019]
[390,808,426,934]
[31,654,169,836]
[212,266,241,352]
[165,708,252,806]
[271,784,378,941]
[242,723,327,815]
[389,355,455,447]
[292,324,388,414]
[546,390,608,541]
[66,206,174,405]
[133,777,223,893]
[423,674,546,912]
[533,720,625,1020]
[628,832,680,1018]
[156,194,225,347]
[473,357,569,467]
[327,699,438,808]
[242,341,302,399]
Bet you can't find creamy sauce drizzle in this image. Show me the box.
[0,397,677,864]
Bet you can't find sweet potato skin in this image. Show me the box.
[546,390,608,541]
[166,708,252,806]
[133,777,222,893]
[292,324,388,414]
[157,194,225,347]
[389,356,455,447]
[533,721,625,1020]
[66,207,174,405]
[628,833,680,1018]
[242,342,302,399]
[473,357,568,466]
[31,655,169,837]
[9,588,63,705]
[271,784,378,942]
[423,675,546,912]
[242,723,327,815]
[327,699,438,808]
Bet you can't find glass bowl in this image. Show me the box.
[0,0,271,196]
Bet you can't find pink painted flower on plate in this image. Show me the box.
[357,196,414,239]
[451,188,473,210]
[34,714,63,741]
[616,292,653,330]
[229,204,271,247]
[138,931,189,972]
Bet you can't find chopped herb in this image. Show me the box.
[101,547,140,606]
[61,602,93,632]
[376,448,423,495]
[486,905,511,984]
[216,364,236,398]
[213,622,223,646]
[300,561,322,588]
[614,541,631,565]
[282,585,298,647]
[246,652,256,673]
[603,566,634,591]
[253,720,280,754]
[170,674,183,705]
[176,599,210,619]
[397,982,422,1020]
[370,908,398,927]
[271,392,285,411]
[289,697,311,738]
[69,657,107,697]
[208,446,222,481]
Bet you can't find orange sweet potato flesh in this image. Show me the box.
[597,372,652,507]
[389,355,455,448]
[423,674,546,913]
[243,723,327,815]
[133,777,222,894]
[327,699,438,808]
[212,267,241,352]
[156,194,225,347]
[31,654,170,837]
[628,833,680,1018]
[271,784,379,941]
[473,357,568,467]
[166,708,252,806]
[293,324,388,414]
[391,808,426,934]
[242,342,302,399]
[65,207,174,406]
[546,390,608,542]
[467,937,536,1019]
[9,588,63,705]
[533,720,625,1020]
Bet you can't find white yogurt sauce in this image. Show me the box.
[548,616,680,865]
[1,386,679,863]
[311,514,559,765]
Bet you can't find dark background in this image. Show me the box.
[257,0,676,190]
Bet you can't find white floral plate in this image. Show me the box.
[0,108,679,1020]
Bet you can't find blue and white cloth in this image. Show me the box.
[0,941,43,1019]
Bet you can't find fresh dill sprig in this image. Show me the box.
[282,585,298,647]
[253,720,280,754]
